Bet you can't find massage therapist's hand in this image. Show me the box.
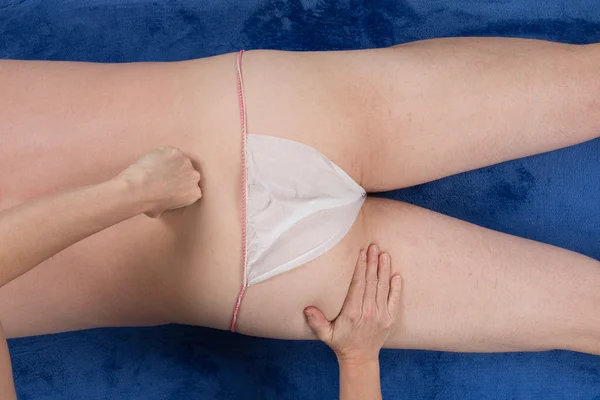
[305,244,402,362]
[304,244,402,400]
[116,146,202,218]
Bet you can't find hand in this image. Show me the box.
[116,146,202,218]
[304,244,402,363]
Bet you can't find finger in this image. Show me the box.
[187,188,203,204]
[304,307,332,342]
[387,275,403,320]
[363,244,380,307]
[340,249,368,317]
[376,253,391,311]
[181,189,202,207]
[190,159,202,177]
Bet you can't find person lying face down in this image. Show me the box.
[2,38,600,374]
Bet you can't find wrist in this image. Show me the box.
[338,357,382,400]
[337,355,380,368]
[106,176,148,215]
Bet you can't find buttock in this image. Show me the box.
[223,49,374,331]
[175,50,373,334]
[234,200,369,339]
[233,50,367,183]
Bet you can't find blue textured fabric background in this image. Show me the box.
[1,0,600,398]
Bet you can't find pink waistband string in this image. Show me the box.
[231,50,249,332]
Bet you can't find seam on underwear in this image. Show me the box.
[231,50,248,332]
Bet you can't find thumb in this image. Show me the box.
[304,306,332,342]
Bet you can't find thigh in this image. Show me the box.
[238,197,600,354]
[238,41,600,192]
[368,197,600,353]
[333,38,600,191]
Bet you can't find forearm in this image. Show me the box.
[339,359,382,400]
[0,178,143,287]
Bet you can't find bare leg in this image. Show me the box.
[354,198,600,354]
[258,38,600,353]
[321,38,600,353]
[329,38,600,190]
[237,199,600,354]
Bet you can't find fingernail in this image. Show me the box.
[304,310,312,318]
[382,254,389,263]
[372,244,379,253]
[394,276,401,283]
[360,251,367,260]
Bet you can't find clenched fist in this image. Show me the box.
[116,146,202,218]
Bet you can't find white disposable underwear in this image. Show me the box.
[231,50,366,331]
[246,134,366,285]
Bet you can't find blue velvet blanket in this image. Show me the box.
[1,0,599,398]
